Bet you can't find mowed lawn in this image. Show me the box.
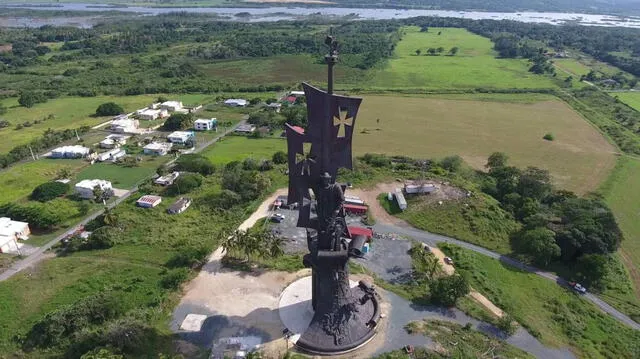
[0,94,216,154]
[613,92,640,112]
[74,161,162,189]
[0,159,87,206]
[354,94,617,193]
[363,27,556,90]
[601,156,640,296]
[201,136,285,165]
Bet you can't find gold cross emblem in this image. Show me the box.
[333,107,353,138]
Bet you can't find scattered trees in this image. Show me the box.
[448,47,459,56]
[95,102,124,117]
[168,173,203,195]
[18,91,47,108]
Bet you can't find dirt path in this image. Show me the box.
[349,183,408,226]
[423,244,504,318]
[239,188,287,231]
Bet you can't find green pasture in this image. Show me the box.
[74,160,163,189]
[362,27,557,90]
[601,156,640,301]
[200,136,285,165]
[0,159,87,206]
[441,243,640,358]
[613,92,640,112]
[354,94,617,193]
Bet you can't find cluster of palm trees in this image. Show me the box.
[415,46,459,56]
[221,228,284,262]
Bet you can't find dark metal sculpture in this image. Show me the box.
[286,34,380,354]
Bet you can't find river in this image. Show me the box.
[3,2,640,28]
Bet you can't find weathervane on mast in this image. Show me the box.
[325,29,338,94]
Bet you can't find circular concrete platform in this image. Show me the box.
[278,276,377,354]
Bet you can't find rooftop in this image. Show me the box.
[137,195,162,205]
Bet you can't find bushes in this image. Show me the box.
[430,274,470,306]
[0,201,63,229]
[174,154,215,175]
[162,113,194,131]
[84,227,116,250]
[30,181,70,202]
[272,151,287,164]
[160,268,189,290]
[168,173,203,195]
[543,132,555,141]
[166,246,210,269]
[95,102,124,116]
[23,293,122,350]
[18,91,47,108]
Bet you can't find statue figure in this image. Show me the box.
[284,33,380,354]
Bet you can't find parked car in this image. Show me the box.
[568,281,587,294]
[270,213,286,223]
[444,257,454,265]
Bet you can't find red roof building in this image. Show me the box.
[285,96,297,104]
[136,195,162,208]
[344,203,368,215]
[348,226,374,239]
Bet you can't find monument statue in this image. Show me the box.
[285,34,380,354]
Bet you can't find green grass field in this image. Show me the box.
[200,136,285,165]
[0,159,87,206]
[354,94,617,193]
[554,58,592,77]
[361,27,557,90]
[440,243,640,358]
[74,160,163,189]
[600,156,640,302]
[613,92,640,112]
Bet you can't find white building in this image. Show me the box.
[111,118,139,133]
[143,142,173,156]
[160,101,184,112]
[267,103,282,112]
[97,148,126,162]
[50,145,90,159]
[137,108,169,121]
[235,124,256,134]
[194,118,217,131]
[154,171,180,186]
[137,195,162,208]
[224,99,248,107]
[0,217,30,254]
[289,90,305,97]
[167,131,195,145]
[167,197,192,215]
[75,179,113,200]
[100,134,129,149]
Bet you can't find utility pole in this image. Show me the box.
[28,146,36,161]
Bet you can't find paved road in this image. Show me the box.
[0,120,245,282]
[373,223,640,331]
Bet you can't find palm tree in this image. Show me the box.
[102,206,119,228]
[267,234,284,258]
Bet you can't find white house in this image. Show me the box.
[154,171,180,186]
[111,118,139,133]
[224,99,248,107]
[97,148,126,162]
[143,142,173,156]
[160,101,184,112]
[194,118,217,131]
[267,103,282,113]
[167,131,195,145]
[137,108,169,121]
[0,217,30,254]
[137,195,162,208]
[235,124,256,134]
[100,134,129,149]
[75,179,113,200]
[50,145,90,159]
[167,197,192,215]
